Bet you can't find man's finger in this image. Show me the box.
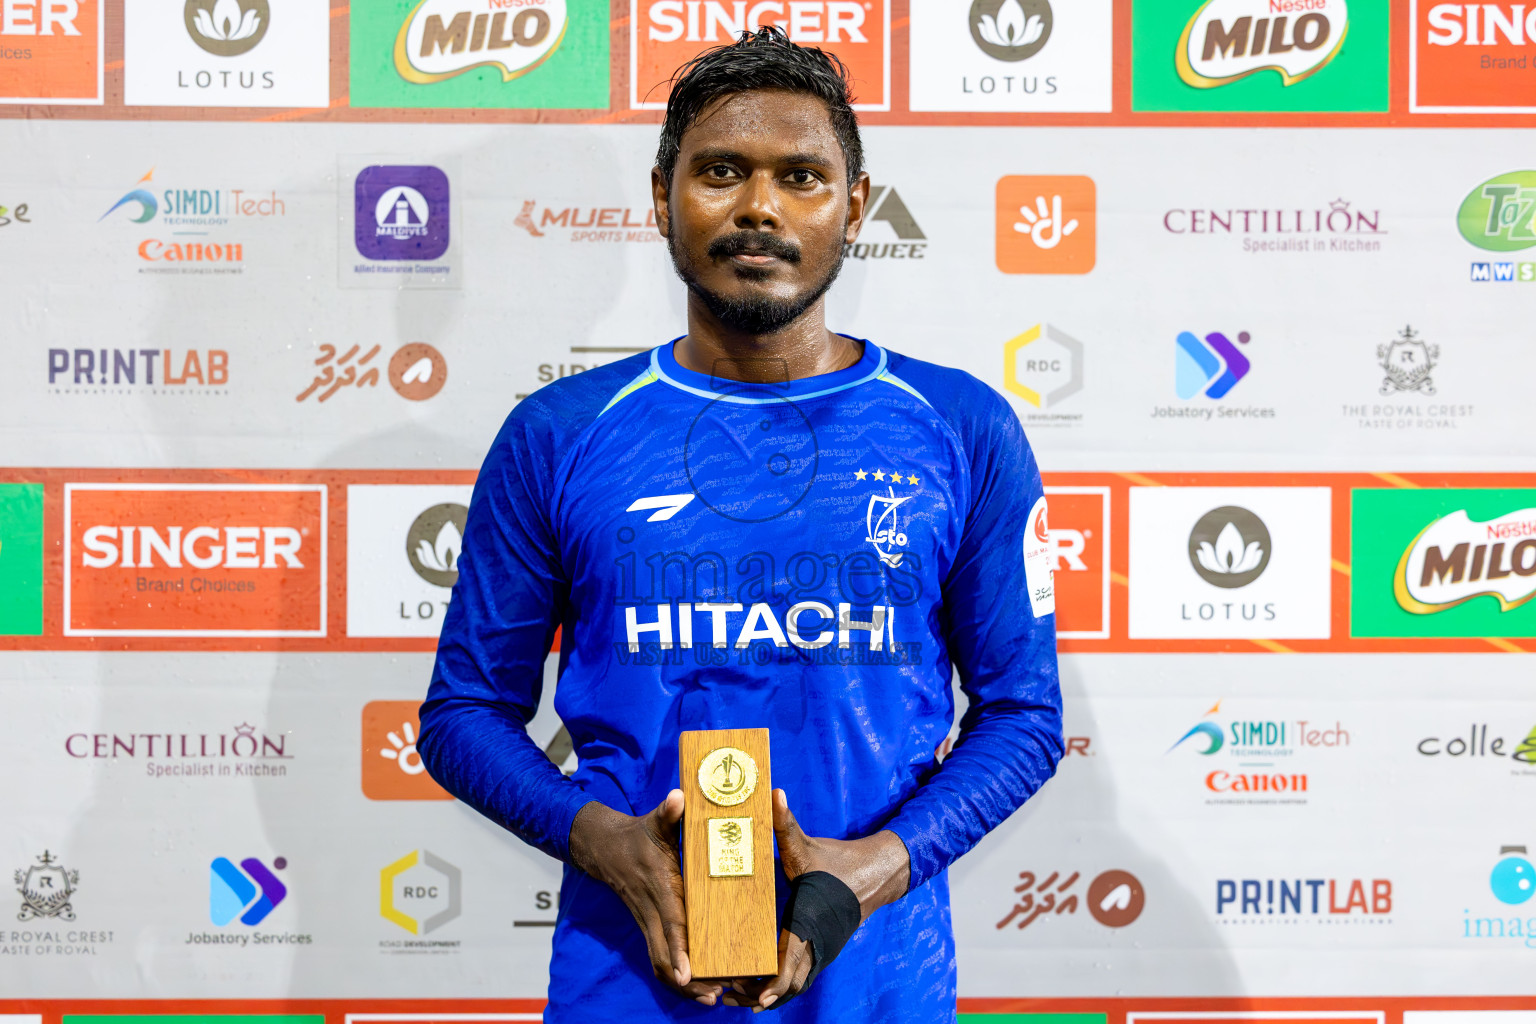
[770,788,810,876]
[756,930,812,1010]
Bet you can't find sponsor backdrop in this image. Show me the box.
[3,2,1536,1023]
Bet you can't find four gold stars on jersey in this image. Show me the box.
[853,469,920,485]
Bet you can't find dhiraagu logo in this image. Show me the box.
[1458,172,1536,252]
[0,484,43,636]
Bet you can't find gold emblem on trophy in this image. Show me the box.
[698,746,757,806]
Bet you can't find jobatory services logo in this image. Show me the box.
[1342,326,1475,433]
[97,167,288,276]
[64,721,294,780]
[347,485,473,638]
[123,0,330,108]
[1216,874,1392,924]
[361,700,454,800]
[380,850,462,951]
[995,175,1095,274]
[1351,488,1536,637]
[0,0,101,104]
[1156,329,1275,423]
[1129,486,1333,639]
[1460,172,1536,282]
[1004,324,1084,429]
[345,163,459,287]
[210,856,286,926]
[995,868,1146,931]
[63,483,327,638]
[1043,487,1109,639]
[632,0,890,110]
[1413,1,1536,112]
[350,0,607,109]
[0,483,44,636]
[1460,845,1536,949]
[847,185,927,261]
[513,197,663,243]
[1133,0,1388,111]
[1167,699,1351,804]
[908,0,1112,112]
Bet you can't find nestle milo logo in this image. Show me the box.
[1396,508,1536,615]
[1459,172,1536,252]
[1177,0,1349,88]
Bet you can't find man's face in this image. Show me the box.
[654,89,869,335]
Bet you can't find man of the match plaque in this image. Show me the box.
[678,728,778,979]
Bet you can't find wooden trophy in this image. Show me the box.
[678,727,778,979]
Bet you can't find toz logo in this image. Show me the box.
[210,856,287,925]
[1176,330,1251,399]
[1459,171,1536,252]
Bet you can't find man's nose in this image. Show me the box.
[734,170,782,231]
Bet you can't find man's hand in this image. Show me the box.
[568,793,725,1006]
[722,789,911,1011]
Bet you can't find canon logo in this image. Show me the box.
[1427,3,1536,44]
[80,526,304,569]
[646,1,867,43]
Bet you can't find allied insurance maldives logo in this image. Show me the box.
[632,1,891,110]
[63,483,326,638]
[1352,488,1536,638]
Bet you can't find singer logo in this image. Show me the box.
[631,0,890,110]
[0,0,102,103]
[1413,1,1536,111]
[1045,487,1109,639]
[64,483,326,638]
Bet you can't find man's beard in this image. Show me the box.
[668,227,847,336]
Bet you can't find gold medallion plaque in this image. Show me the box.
[697,746,757,807]
[706,817,754,877]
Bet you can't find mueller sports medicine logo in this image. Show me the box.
[1178,0,1349,88]
[633,1,890,110]
[394,0,568,84]
[1394,506,1536,614]
[1413,2,1536,112]
[64,483,326,638]
[513,199,661,243]
[354,165,450,262]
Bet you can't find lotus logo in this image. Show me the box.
[970,0,1052,62]
[1394,507,1536,615]
[185,0,270,57]
[1188,506,1271,588]
[406,503,467,588]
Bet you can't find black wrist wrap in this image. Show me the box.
[785,870,861,989]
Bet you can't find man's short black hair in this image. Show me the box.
[656,26,865,190]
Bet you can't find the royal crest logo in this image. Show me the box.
[1395,507,1536,615]
[1378,325,1438,396]
[15,850,79,922]
[394,0,568,84]
[1176,0,1349,88]
[864,487,911,568]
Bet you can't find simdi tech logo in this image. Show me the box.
[995,175,1095,274]
[349,0,608,110]
[0,0,102,104]
[908,0,1114,113]
[632,1,890,110]
[97,167,289,275]
[122,0,331,108]
[0,483,44,636]
[63,483,326,638]
[1168,699,1350,803]
[1351,488,1536,638]
[1413,1,1536,112]
[1132,0,1389,112]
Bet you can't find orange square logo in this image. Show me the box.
[1411,0,1536,111]
[996,175,1096,275]
[64,484,326,637]
[1044,487,1109,639]
[0,0,102,103]
[631,1,890,110]
[362,700,452,801]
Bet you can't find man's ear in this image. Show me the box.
[651,165,671,238]
[844,172,872,245]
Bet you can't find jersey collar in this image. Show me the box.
[651,336,886,405]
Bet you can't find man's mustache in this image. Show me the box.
[708,231,801,264]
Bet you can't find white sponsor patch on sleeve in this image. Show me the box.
[1023,494,1056,618]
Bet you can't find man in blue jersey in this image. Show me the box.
[419,27,1063,1022]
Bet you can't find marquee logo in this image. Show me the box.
[64,483,326,638]
[1394,507,1536,615]
[355,165,450,262]
[210,856,287,926]
[632,0,890,109]
[1177,0,1349,88]
[1413,2,1536,111]
[970,0,1052,61]
[394,0,567,84]
[847,185,927,260]
[1458,172,1536,252]
[185,0,269,57]
[1177,330,1251,400]
[0,0,101,104]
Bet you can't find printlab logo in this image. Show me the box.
[995,868,1145,930]
[185,0,269,56]
[297,342,448,403]
[361,700,453,800]
[1413,1,1536,112]
[1176,330,1251,400]
[381,850,462,939]
[1188,506,1271,588]
[995,175,1096,274]
[847,186,928,261]
[1003,323,1084,422]
[15,851,79,921]
[355,165,450,262]
[48,346,230,395]
[1217,875,1392,922]
[210,856,287,925]
[971,0,1051,61]
[406,503,466,587]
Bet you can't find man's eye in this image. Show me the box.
[707,165,737,179]
[788,170,816,184]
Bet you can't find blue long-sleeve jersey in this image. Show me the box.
[419,339,1063,1023]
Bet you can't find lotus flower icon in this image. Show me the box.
[1196,521,1265,576]
[971,0,1053,61]
[1187,506,1271,588]
[185,0,269,56]
[979,0,1044,47]
[415,519,462,575]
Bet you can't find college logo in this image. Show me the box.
[350,0,607,110]
[185,0,268,56]
[0,483,44,636]
[1413,1,1536,112]
[1378,326,1437,395]
[995,175,1095,274]
[1004,324,1084,419]
[382,850,462,937]
[348,485,472,638]
[1459,172,1536,252]
[356,165,450,261]
[1176,330,1251,400]
[0,0,101,104]
[1188,505,1270,588]
[124,0,327,107]
[0,200,31,226]
[15,851,79,921]
[210,856,287,926]
[362,700,454,800]
[996,868,1145,930]
[1129,486,1332,639]
[1044,487,1108,639]
[1419,723,1536,764]
[632,1,890,110]
[847,185,927,260]
[64,483,327,638]
[1177,0,1348,88]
